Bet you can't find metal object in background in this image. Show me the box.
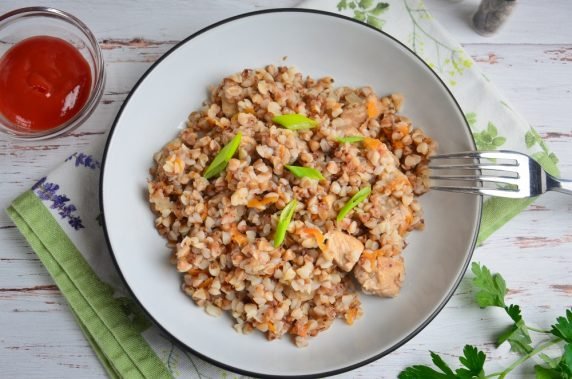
[472,0,517,36]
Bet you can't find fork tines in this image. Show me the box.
[428,151,525,197]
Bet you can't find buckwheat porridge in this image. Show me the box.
[148,65,436,347]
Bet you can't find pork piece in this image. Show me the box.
[325,230,364,272]
[340,103,367,130]
[353,254,404,297]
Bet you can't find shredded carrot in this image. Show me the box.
[247,195,279,210]
[399,209,413,235]
[201,206,208,220]
[388,176,410,192]
[243,107,255,115]
[206,117,218,126]
[397,123,409,135]
[230,224,247,246]
[367,98,381,119]
[198,277,213,289]
[299,227,327,253]
[267,322,276,333]
[345,307,359,325]
[362,251,377,260]
[361,251,377,267]
[363,137,382,150]
[296,323,308,337]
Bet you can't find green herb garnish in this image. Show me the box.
[273,199,297,248]
[285,165,325,180]
[336,185,371,222]
[399,262,572,379]
[335,136,364,143]
[272,114,317,130]
[203,132,242,179]
[399,345,486,379]
[472,263,507,308]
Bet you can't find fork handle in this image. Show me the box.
[548,174,572,195]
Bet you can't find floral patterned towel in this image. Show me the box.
[6,1,559,378]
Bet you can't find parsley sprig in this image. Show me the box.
[399,263,572,379]
[399,345,486,379]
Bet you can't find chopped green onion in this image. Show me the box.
[203,132,242,179]
[272,114,317,130]
[336,136,364,143]
[273,199,298,247]
[285,165,325,180]
[336,186,372,222]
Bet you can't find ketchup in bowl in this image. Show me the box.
[0,36,92,131]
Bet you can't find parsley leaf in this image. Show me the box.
[561,343,572,376]
[539,353,561,369]
[534,344,572,379]
[399,354,455,379]
[403,265,571,379]
[471,262,506,308]
[495,304,533,354]
[534,365,563,379]
[497,318,533,354]
[506,304,523,323]
[398,346,486,379]
[398,365,453,379]
[432,351,456,377]
[456,345,486,378]
[551,309,572,343]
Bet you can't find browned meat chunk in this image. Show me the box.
[325,230,364,272]
[353,255,404,297]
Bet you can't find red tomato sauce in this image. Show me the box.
[0,36,92,131]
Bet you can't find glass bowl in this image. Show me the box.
[0,7,105,140]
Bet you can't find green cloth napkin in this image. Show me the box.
[7,192,170,379]
[6,2,559,378]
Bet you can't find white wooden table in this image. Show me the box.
[1,1,571,378]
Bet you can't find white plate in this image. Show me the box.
[101,9,481,378]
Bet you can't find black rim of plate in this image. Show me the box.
[100,8,482,379]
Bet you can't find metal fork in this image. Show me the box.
[429,150,572,198]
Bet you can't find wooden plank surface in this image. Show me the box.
[1,0,571,378]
